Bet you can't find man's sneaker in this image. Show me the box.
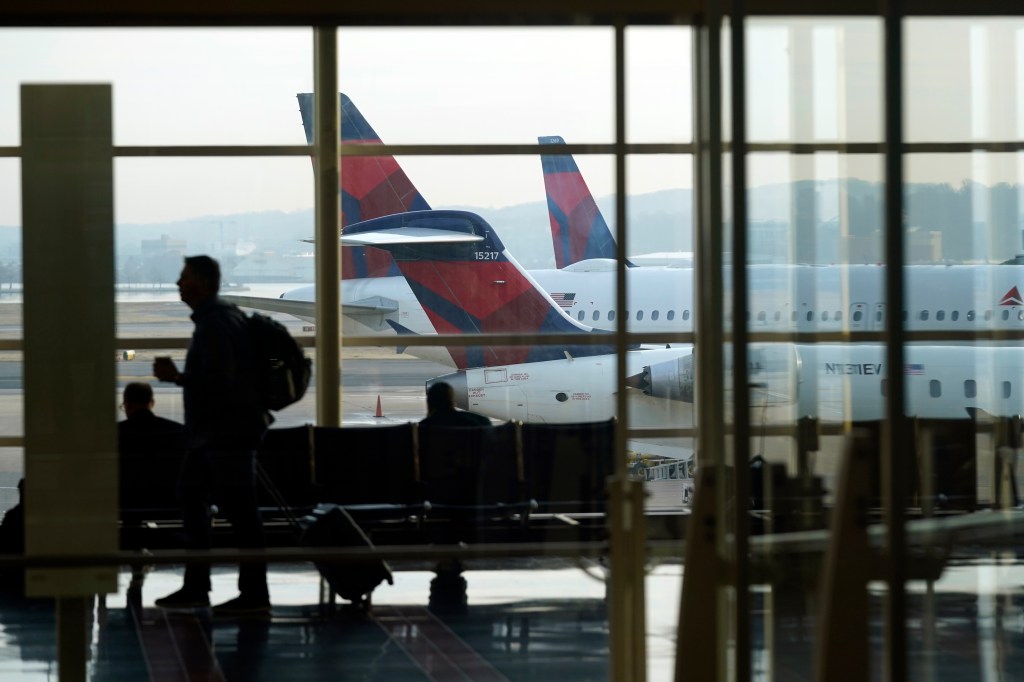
[212,594,271,616]
[154,588,210,609]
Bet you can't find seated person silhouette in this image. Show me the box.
[0,478,25,595]
[118,382,185,512]
[420,382,491,427]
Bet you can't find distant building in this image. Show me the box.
[231,252,314,283]
[140,234,187,258]
[846,228,943,264]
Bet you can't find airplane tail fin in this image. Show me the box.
[342,209,617,368]
[297,93,431,278]
[539,135,623,269]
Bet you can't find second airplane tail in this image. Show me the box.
[539,135,621,269]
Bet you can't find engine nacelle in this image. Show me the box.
[635,354,696,402]
[633,344,800,405]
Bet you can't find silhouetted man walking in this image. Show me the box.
[153,255,271,615]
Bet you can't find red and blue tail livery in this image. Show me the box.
[341,210,619,369]
[539,135,623,269]
[297,92,431,278]
[297,92,430,225]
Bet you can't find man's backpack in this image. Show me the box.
[248,312,312,411]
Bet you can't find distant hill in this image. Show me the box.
[0,179,1020,285]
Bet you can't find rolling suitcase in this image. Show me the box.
[300,503,394,607]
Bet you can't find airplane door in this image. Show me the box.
[849,303,868,330]
[871,303,886,331]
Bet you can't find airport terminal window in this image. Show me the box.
[15,12,1024,682]
[964,380,976,398]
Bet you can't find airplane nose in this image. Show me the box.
[427,372,468,409]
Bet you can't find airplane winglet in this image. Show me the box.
[385,319,417,336]
[384,319,419,354]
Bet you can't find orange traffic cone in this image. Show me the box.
[374,395,384,418]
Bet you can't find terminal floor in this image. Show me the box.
[0,557,1022,681]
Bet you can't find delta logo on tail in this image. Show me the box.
[340,210,620,369]
[297,93,430,278]
[999,286,1024,306]
[539,136,620,269]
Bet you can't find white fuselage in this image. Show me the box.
[439,343,1024,423]
[279,263,1024,432]
[295,263,1024,345]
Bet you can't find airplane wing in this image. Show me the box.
[223,295,318,321]
[223,294,399,324]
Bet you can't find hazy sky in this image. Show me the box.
[0,20,1022,227]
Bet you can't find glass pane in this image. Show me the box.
[116,157,313,228]
[907,19,1024,144]
[626,26,692,144]
[0,28,312,146]
[747,19,882,144]
[338,27,616,144]
[906,152,1024,262]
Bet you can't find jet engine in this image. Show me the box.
[628,344,801,405]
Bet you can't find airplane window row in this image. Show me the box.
[573,306,1024,325]
[575,309,692,322]
[880,379,1012,399]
